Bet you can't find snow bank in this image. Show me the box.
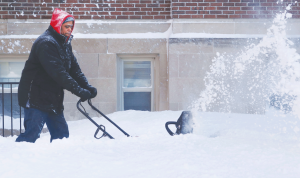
[1,109,300,178]
[0,115,23,130]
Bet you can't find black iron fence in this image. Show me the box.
[0,82,23,137]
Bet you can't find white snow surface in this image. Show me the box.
[0,115,24,130]
[1,109,300,178]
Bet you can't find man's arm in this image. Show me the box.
[36,41,85,97]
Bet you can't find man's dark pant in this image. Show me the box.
[16,108,69,143]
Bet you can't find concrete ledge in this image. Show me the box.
[2,19,172,36]
[73,22,171,34]
[2,18,300,38]
[172,18,300,37]
[0,19,7,35]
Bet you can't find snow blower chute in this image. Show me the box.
[77,99,130,139]
[165,111,194,136]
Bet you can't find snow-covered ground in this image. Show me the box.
[1,115,24,130]
[1,108,300,178]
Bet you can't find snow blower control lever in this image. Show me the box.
[77,99,130,139]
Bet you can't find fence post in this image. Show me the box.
[11,84,13,136]
[20,105,22,135]
[2,83,4,137]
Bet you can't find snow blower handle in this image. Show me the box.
[77,99,114,139]
[88,99,130,137]
[94,125,108,139]
[165,121,177,136]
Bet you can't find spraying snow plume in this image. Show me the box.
[191,5,300,118]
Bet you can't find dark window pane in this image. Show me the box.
[124,92,151,111]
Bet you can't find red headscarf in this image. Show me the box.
[50,8,75,35]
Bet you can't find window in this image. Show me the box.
[0,61,24,88]
[0,55,27,118]
[118,57,155,111]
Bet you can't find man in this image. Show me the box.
[16,8,96,143]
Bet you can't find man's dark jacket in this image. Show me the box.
[18,25,90,113]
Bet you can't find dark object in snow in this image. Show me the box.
[77,99,130,139]
[165,111,193,136]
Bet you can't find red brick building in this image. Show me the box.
[0,0,299,20]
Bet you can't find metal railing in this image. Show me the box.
[1,82,22,137]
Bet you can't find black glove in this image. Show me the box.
[79,89,92,102]
[86,86,97,98]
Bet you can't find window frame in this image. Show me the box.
[117,54,159,112]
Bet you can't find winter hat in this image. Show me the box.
[50,8,75,34]
[63,17,74,24]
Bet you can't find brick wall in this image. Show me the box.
[0,0,299,19]
[172,0,300,18]
[0,0,171,19]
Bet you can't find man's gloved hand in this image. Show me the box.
[79,89,92,102]
[86,86,97,98]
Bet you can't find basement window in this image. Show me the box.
[0,61,24,85]
[118,57,154,111]
[0,55,27,118]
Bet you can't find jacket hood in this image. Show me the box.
[50,8,75,35]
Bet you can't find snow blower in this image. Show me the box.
[165,111,194,136]
[77,99,130,139]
